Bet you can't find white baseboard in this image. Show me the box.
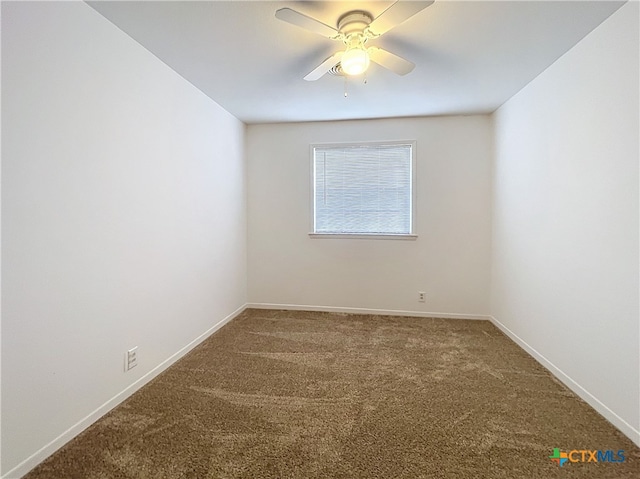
[2,304,247,479]
[247,302,491,320]
[489,315,640,447]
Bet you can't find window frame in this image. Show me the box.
[309,140,418,240]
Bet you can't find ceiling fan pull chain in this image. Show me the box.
[344,76,349,98]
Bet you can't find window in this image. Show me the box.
[311,141,416,238]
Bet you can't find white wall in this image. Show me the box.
[491,1,639,445]
[1,2,247,476]
[247,116,492,317]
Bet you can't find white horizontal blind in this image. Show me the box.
[313,143,413,235]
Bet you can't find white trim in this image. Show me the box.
[2,304,248,479]
[247,302,490,320]
[489,315,640,447]
[308,233,417,240]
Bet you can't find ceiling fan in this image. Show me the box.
[275,1,434,81]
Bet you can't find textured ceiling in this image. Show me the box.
[88,1,624,124]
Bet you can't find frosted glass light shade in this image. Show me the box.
[341,47,370,76]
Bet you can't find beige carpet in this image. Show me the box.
[26,309,639,478]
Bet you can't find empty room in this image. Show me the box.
[1,1,638,478]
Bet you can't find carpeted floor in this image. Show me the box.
[25,309,639,478]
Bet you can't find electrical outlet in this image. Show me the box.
[125,346,138,371]
[418,291,426,302]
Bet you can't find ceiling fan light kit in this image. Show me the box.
[341,35,370,76]
[275,1,434,81]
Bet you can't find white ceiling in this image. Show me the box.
[87,0,624,124]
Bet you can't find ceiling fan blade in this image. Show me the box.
[304,51,344,81]
[368,1,434,36]
[368,47,415,76]
[275,8,339,38]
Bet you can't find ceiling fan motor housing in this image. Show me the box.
[337,11,373,36]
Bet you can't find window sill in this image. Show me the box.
[309,233,418,240]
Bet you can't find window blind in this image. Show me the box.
[313,143,413,235]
